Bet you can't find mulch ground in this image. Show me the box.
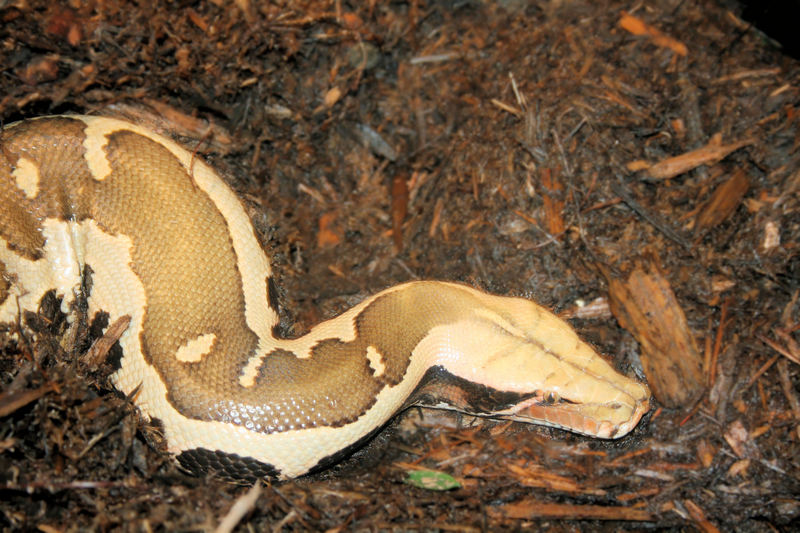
[1,1,799,531]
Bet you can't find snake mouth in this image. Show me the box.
[492,390,651,439]
[411,368,651,440]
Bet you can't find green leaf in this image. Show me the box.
[404,470,461,491]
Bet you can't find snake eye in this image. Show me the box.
[545,392,559,404]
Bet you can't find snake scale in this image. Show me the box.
[0,115,649,480]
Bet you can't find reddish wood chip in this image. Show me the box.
[540,167,565,238]
[684,499,722,533]
[17,55,60,85]
[45,6,82,46]
[490,499,655,521]
[694,169,750,236]
[642,135,754,180]
[317,211,343,248]
[619,11,688,57]
[83,315,132,367]
[605,265,704,407]
[391,174,409,251]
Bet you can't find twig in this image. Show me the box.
[611,176,692,249]
[745,354,780,389]
[216,482,262,533]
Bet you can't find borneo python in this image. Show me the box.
[0,115,650,480]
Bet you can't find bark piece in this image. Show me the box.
[605,265,704,407]
[694,169,750,237]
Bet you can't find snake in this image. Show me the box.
[0,115,650,480]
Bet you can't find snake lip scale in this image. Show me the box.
[0,115,650,480]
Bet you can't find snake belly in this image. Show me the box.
[0,115,650,480]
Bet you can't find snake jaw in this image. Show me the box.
[492,389,650,439]
[424,283,652,439]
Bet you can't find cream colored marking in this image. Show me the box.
[133,318,441,479]
[0,219,82,323]
[239,283,412,388]
[82,123,113,181]
[238,298,366,387]
[11,156,40,198]
[239,356,261,387]
[175,333,217,363]
[366,345,386,378]
[238,299,365,387]
[0,217,147,405]
[78,221,149,407]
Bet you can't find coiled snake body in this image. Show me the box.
[0,116,649,480]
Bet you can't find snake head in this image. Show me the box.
[424,284,651,439]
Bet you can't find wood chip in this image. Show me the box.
[694,169,750,237]
[323,86,342,108]
[696,439,716,469]
[605,264,704,407]
[0,383,57,418]
[490,499,655,521]
[505,463,606,496]
[429,197,444,238]
[540,167,565,237]
[631,134,755,180]
[560,297,612,320]
[723,419,750,459]
[619,12,688,56]
[727,458,750,478]
[762,220,780,252]
[684,499,721,533]
[82,315,131,367]
[215,482,262,533]
[317,211,342,248]
[392,173,408,251]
